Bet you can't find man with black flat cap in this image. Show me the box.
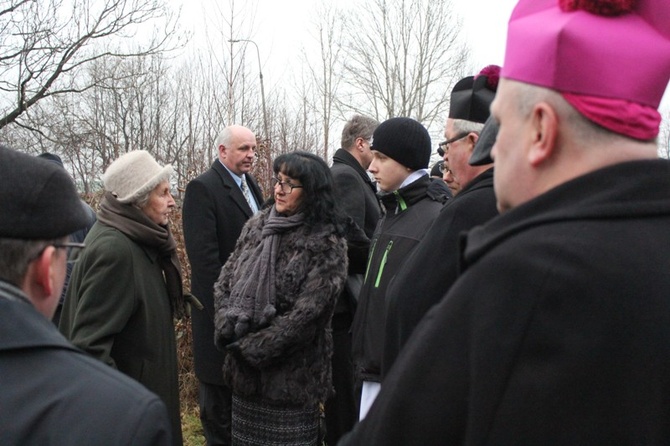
[380,68,501,376]
[0,145,172,444]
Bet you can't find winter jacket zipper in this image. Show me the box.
[374,241,394,288]
[364,238,378,284]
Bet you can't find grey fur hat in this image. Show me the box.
[102,150,173,203]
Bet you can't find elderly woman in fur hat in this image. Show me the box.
[59,150,184,445]
[214,151,350,446]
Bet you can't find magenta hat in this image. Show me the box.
[502,0,670,109]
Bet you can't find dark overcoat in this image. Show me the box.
[2,281,172,445]
[340,160,670,445]
[329,148,382,444]
[331,148,382,241]
[213,208,348,406]
[182,160,263,385]
[382,168,498,375]
[59,222,182,444]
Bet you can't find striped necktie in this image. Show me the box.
[241,175,254,210]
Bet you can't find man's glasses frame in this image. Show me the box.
[30,242,86,263]
[54,242,86,262]
[438,131,471,153]
[271,177,304,194]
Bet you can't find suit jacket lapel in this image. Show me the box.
[212,161,254,217]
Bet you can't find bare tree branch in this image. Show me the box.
[0,0,185,128]
[340,0,470,127]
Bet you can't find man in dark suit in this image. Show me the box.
[183,124,263,445]
[0,146,172,445]
[327,114,381,445]
[331,115,381,242]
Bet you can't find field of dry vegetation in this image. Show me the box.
[172,205,206,445]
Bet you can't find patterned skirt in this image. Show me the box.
[232,394,321,446]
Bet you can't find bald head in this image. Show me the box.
[216,125,257,175]
[490,79,658,213]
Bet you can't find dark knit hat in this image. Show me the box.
[370,117,431,170]
[469,116,499,166]
[37,152,64,168]
[449,65,501,124]
[0,146,89,239]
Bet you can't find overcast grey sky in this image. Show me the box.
[180,0,668,141]
[182,0,669,107]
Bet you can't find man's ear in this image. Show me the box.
[528,102,559,166]
[23,246,58,317]
[467,133,480,153]
[355,137,367,153]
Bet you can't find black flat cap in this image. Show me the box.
[0,146,89,239]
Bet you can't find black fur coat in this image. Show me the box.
[214,207,348,406]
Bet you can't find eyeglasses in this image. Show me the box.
[30,242,86,264]
[438,132,470,153]
[271,177,303,194]
[54,242,86,262]
[438,163,452,175]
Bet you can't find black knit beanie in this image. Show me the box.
[370,117,431,171]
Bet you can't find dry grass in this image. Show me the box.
[181,404,206,446]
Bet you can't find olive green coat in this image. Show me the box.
[59,222,182,445]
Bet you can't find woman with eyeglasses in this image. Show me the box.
[213,151,350,446]
[59,150,185,446]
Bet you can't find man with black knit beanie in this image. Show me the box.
[381,67,501,377]
[350,117,449,420]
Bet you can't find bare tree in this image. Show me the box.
[0,0,182,129]
[1,52,184,192]
[300,1,345,161]
[339,0,470,128]
[658,110,670,159]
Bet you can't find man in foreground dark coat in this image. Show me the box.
[0,146,172,445]
[340,0,670,443]
[327,114,381,444]
[183,125,264,444]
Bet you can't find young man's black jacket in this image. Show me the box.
[351,174,448,382]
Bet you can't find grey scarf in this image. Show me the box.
[222,207,305,339]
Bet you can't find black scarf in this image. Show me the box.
[97,192,186,319]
